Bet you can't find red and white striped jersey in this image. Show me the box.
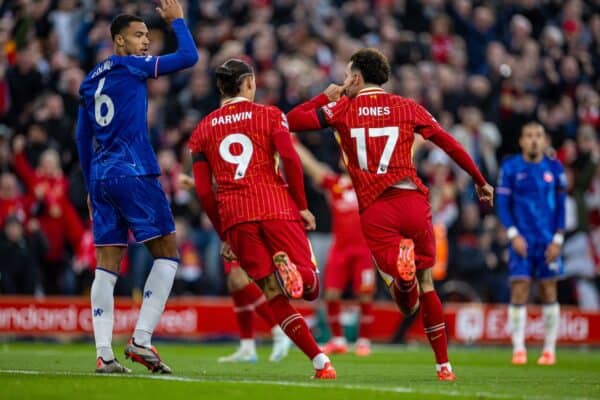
[188,99,300,231]
[319,88,438,211]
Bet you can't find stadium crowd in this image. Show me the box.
[0,0,598,309]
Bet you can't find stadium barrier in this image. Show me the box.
[0,296,598,345]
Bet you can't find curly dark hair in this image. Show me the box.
[215,59,254,97]
[110,14,144,40]
[349,48,390,86]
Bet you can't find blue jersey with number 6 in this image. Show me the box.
[79,55,162,181]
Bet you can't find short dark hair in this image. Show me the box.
[110,14,144,40]
[215,59,254,97]
[349,48,390,86]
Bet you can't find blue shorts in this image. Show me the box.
[89,176,175,246]
[508,243,563,281]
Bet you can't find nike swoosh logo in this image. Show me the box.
[430,334,443,341]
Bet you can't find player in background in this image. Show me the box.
[76,0,198,374]
[189,58,336,379]
[293,138,375,356]
[497,122,566,366]
[178,174,292,363]
[287,48,493,381]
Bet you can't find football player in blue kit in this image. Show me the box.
[76,0,198,373]
[497,122,567,366]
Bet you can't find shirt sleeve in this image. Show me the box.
[286,93,330,132]
[553,161,567,231]
[119,18,198,79]
[75,105,94,187]
[412,101,444,139]
[318,96,350,127]
[496,162,516,229]
[270,109,308,210]
[188,124,203,156]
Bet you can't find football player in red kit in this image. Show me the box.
[189,58,335,379]
[287,48,494,381]
[293,139,375,356]
[178,174,292,363]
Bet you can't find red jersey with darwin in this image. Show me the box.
[189,100,303,233]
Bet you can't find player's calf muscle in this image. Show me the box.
[257,274,284,299]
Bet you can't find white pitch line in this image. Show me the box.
[0,369,591,400]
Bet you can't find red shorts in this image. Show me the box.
[360,188,435,285]
[324,244,375,294]
[226,220,316,281]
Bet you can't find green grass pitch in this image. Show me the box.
[1,342,599,400]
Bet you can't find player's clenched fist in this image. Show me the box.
[323,84,345,102]
[475,183,494,206]
[156,0,184,23]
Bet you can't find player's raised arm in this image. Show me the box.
[291,135,330,186]
[287,84,346,132]
[75,106,93,188]
[153,0,198,75]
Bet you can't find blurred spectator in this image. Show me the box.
[0,216,46,295]
[0,0,596,302]
[12,135,84,294]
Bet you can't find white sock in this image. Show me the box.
[542,302,560,354]
[91,268,117,360]
[436,362,452,372]
[133,258,178,347]
[508,304,527,353]
[240,339,256,354]
[312,353,330,369]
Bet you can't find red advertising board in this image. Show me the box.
[1,296,599,345]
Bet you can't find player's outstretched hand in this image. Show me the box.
[299,209,316,231]
[545,242,561,264]
[178,173,194,190]
[220,242,237,261]
[511,235,528,258]
[475,183,494,206]
[156,0,184,24]
[323,84,345,102]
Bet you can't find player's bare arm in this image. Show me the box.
[292,138,330,186]
[156,0,184,23]
[299,209,316,231]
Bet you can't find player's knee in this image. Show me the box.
[416,268,435,293]
[145,233,178,259]
[539,280,558,303]
[257,273,284,300]
[227,268,251,292]
[96,246,126,272]
[510,280,530,304]
[324,289,342,301]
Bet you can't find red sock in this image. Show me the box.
[231,288,254,339]
[391,278,420,315]
[421,290,448,364]
[327,300,343,337]
[359,302,374,339]
[269,294,321,360]
[245,283,277,327]
[298,266,319,301]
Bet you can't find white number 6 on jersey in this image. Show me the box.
[94,77,115,126]
[219,133,254,180]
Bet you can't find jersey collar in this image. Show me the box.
[356,87,386,97]
[222,97,250,106]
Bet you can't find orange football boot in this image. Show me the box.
[437,366,456,381]
[512,350,527,365]
[537,351,556,366]
[273,251,304,299]
[397,239,416,282]
[313,362,337,379]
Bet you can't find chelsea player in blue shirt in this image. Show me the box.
[76,0,198,374]
[497,122,566,367]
